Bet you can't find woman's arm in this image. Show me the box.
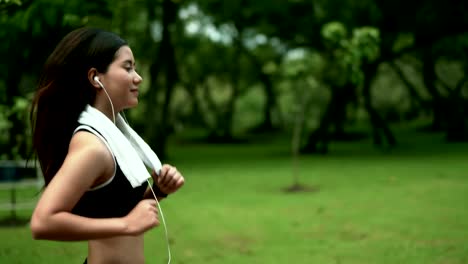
[30,132,159,241]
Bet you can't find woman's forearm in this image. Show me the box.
[31,211,129,241]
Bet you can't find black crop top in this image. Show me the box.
[71,129,148,218]
[72,165,148,218]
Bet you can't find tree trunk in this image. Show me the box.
[301,81,358,153]
[445,96,467,141]
[216,43,241,141]
[258,69,276,131]
[239,44,278,132]
[362,62,397,148]
[331,83,356,140]
[421,48,446,131]
[144,0,179,159]
[300,86,341,154]
[445,75,468,141]
[390,60,430,117]
[182,80,211,129]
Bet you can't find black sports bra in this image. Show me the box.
[71,127,148,218]
[72,164,148,218]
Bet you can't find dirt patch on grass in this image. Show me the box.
[282,183,320,193]
[218,234,256,255]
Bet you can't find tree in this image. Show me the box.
[0,0,114,160]
[301,22,388,153]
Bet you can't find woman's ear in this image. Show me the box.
[87,68,100,89]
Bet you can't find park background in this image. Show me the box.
[0,0,467,263]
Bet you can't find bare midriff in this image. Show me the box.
[87,235,144,264]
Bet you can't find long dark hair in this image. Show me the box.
[30,27,127,184]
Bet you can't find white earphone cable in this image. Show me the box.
[100,84,116,124]
[147,179,172,264]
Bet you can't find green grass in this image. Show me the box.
[1,129,467,264]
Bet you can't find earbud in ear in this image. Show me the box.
[92,75,115,124]
[94,76,104,89]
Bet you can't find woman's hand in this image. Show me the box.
[123,199,159,236]
[152,164,185,195]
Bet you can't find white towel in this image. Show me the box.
[76,105,162,188]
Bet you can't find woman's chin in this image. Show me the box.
[124,100,139,110]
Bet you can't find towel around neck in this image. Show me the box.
[76,105,162,188]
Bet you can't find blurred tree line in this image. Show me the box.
[0,0,467,160]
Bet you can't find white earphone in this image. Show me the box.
[94,76,115,124]
[93,76,103,88]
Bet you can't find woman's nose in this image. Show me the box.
[134,72,143,83]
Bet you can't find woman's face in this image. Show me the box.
[99,46,142,112]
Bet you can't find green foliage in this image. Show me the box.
[0,105,10,144]
[0,0,118,159]
[283,50,323,79]
[321,21,348,47]
[0,95,31,160]
[0,0,21,5]
[392,32,415,53]
[351,27,380,61]
[433,33,468,61]
[279,49,327,133]
[321,21,380,86]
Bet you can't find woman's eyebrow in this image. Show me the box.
[122,59,135,65]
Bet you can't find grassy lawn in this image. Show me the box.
[0,129,467,264]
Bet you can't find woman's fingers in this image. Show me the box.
[156,164,184,194]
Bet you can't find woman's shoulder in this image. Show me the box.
[68,130,115,170]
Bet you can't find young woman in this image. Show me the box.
[30,27,184,264]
